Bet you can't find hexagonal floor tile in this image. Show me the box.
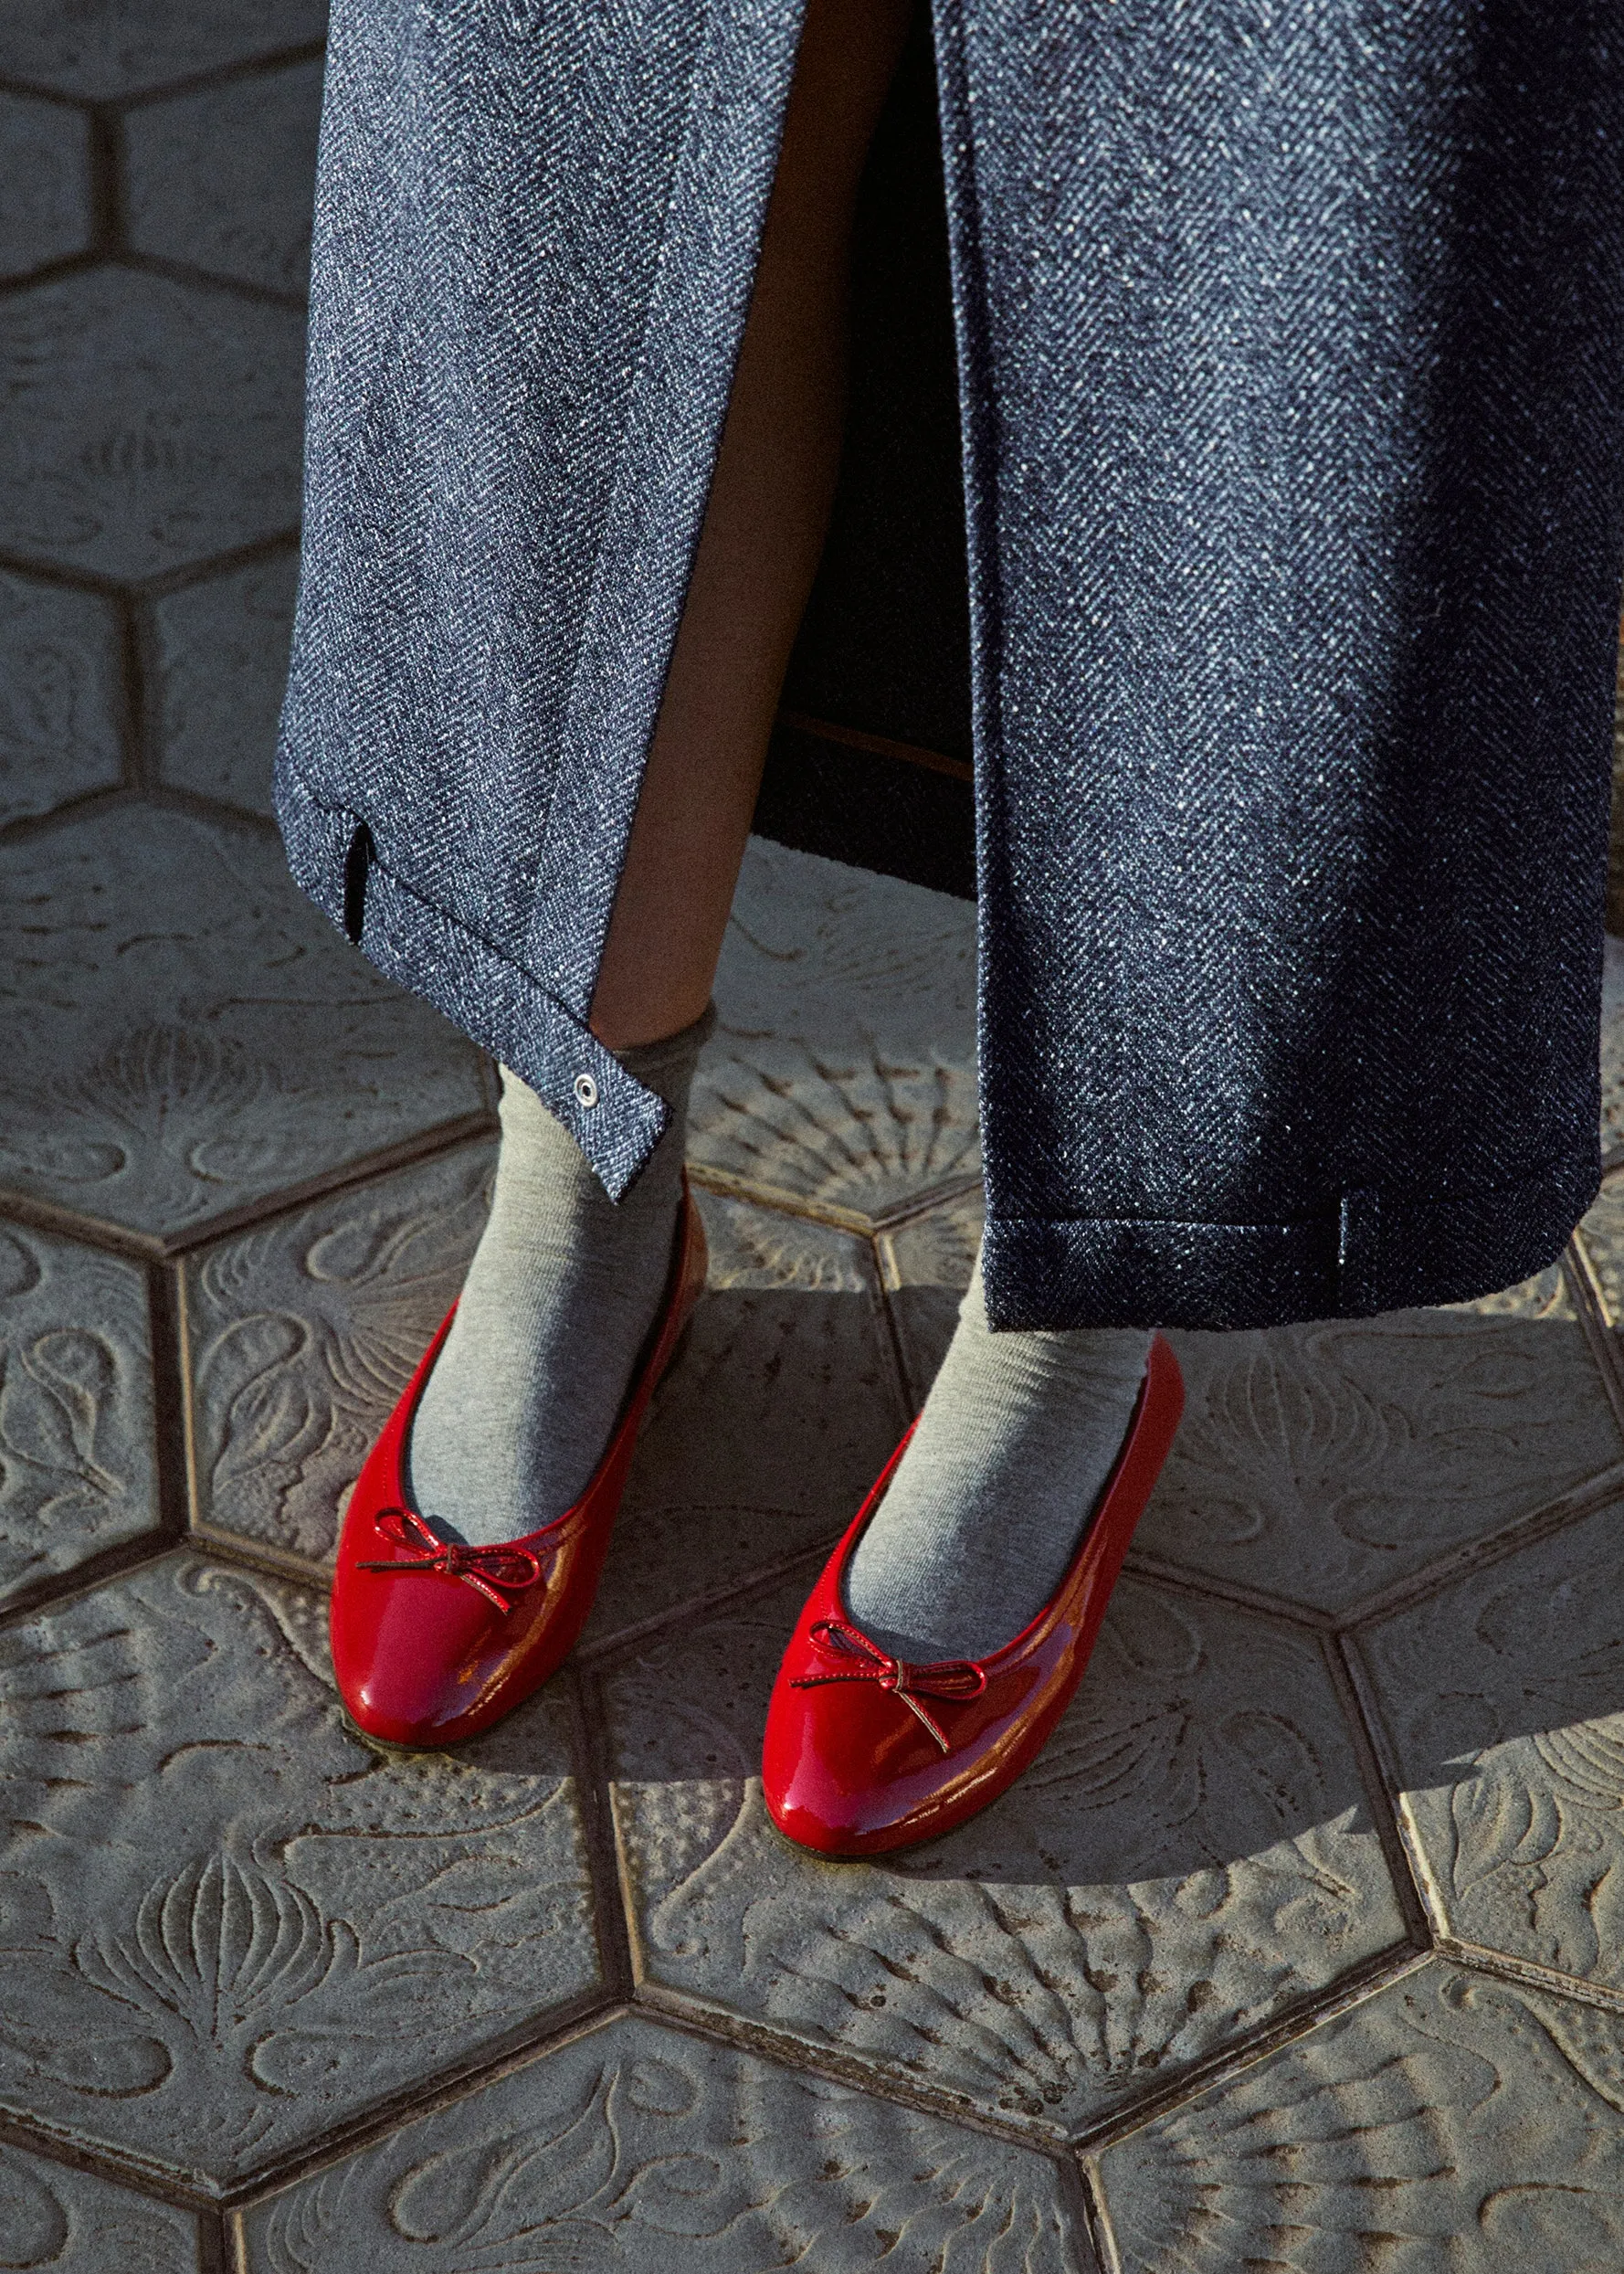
[0,2141,201,2270]
[1136,1288,1621,1619]
[0,269,302,582]
[0,92,91,280]
[124,59,322,298]
[877,1182,984,1406]
[1097,1961,1624,2271]
[151,552,297,816]
[0,568,124,827]
[604,1569,1405,2137]
[0,1220,158,1607]
[183,1140,492,1563]
[1356,1493,1624,1994]
[241,2011,1084,2274]
[583,1187,908,1650]
[0,2,327,101]
[0,805,489,1243]
[0,1553,600,2188]
[695,841,978,1226]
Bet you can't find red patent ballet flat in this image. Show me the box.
[330,1176,708,1748]
[762,1331,1185,1856]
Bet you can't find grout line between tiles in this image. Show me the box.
[197,2204,229,2274]
[1077,2157,1122,2274]
[1318,1626,1432,1949]
[0,1534,182,1632]
[564,1666,637,2005]
[111,41,329,110]
[85,105,122,251]
[624,1981,1079,2154]
[0,530,302,603]
[220,2003,635,2213]
[111,247,308,313]
[1331,1630,1452,1948]
[1341,1455,1624,1633]
[1118,1547,1338,1631]
[120,587,155,792]
[1434,1937,1624,2019]
[147,1256,194,1551]
[1564,1232,1624,1438]
[870,1224,925,1417]
[573,1535,833,1671]
[1067,1943,1433,2158]
[0,2109,216,2215]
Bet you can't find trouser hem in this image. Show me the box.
[980,1153,1598,1330]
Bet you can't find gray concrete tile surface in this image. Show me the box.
[0,568,124,826]
[0,2141,201,2271]
[696,840,979,1225]
[3,15,1622,2247]
[241,2013,1086,2274]
[0,91,92,280]
[124,59,322,297]
[1358,1495,1624,1992]
[0,1553,599,2188]
[0,805,488,1241]
[1137,1301,1620,1616]
[1096,1960,1624,2271]
[0,1222,158,1606]
[584,1186,908,1650]
[0,269,302,582]
[605,1568,1405,2136]
[151,552,298,815]
[183,1140,493,1564]
[0,2,327,101]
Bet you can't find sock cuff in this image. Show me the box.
[615,1001,717,1106]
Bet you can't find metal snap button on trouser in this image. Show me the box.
[573,1073,599,1109]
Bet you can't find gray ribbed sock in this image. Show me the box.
[845,1249,1151,1661]
[407,1007,713,1545]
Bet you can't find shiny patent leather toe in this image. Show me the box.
[331,1177,707,1748]
[762,1331,1185,1857]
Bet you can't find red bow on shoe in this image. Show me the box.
[789,1619,986,1753]
[357,1507,547,1613]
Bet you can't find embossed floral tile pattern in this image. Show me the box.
[0,807,489,1238]
[0,1222,159,1604]
[1136,1305,1622,1617]
[6,16,1624,2248]
[124,60,323,297]
[183,1141,494,1562]
[0,568,124,828]
[1097,1961,1624,2272]
[0,0,328,100]
[0,92,92,280]
[0,2141,202,2272]
[1357,1497,1624,1990]
[583,1188,908,1648]
[0,270,304,582]
[0,1554,600,2186]
[242,2013,1084,2274]
[151,553,299,817]
[694,840,979,1222]
[604,1568,1406,2135]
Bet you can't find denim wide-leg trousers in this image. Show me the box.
[277,0,1624,1330]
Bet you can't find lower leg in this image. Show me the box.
[844,1254,1152,1661]
[408,0,912,1544]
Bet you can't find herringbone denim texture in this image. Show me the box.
[278,0,1624,1329]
